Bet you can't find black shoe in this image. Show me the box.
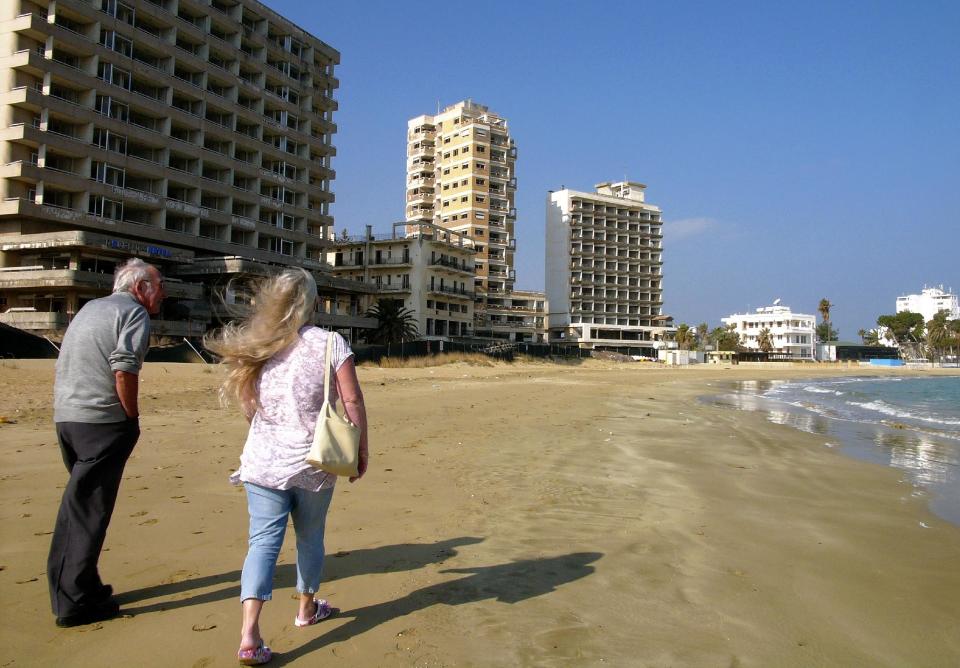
[55,599,120,628]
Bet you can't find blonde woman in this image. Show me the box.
[205,269,368,666]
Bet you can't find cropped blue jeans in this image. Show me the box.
[240,482,334,601]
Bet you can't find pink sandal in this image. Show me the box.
[238,641,271,665]
[294,598,335,627]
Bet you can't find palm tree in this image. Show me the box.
[757,327,774,353]
[864,329,881,346]
[364,298,418,344]
[696,322,709,351]
[675,323,694,350]
[858,328,867,344]
[926,311,951,362]
[818,298,832,323]
[817,298,832,343]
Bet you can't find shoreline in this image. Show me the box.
[705,374,960,527]
[2,360,960,666]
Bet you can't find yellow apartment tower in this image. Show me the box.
[406,100,517,304]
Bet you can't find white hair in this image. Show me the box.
[113,258,155,293]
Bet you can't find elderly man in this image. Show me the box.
[47,257,165,627]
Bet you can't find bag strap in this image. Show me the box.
[322,332,334,405]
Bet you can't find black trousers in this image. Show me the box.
[47,419,139,618]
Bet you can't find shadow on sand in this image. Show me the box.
[272,551,602,665]
[116,536,485,615]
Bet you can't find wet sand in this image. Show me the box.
[1,359,960,667]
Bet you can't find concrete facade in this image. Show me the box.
[545,181,672,355]
[0,0,371,340]
[329,222,475,339]
[405,100,542,342]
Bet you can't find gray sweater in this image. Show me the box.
[53,292,151,423]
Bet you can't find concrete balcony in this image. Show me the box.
[0,122,45,149]
[152,319,210,338]
[407,142,435,158]
[408,175,435,188]
[429,257,473,275]
[368,257,412,268]
[477,319,537,332]
[0,268,203,300]
[429,285,475,300]
[3,12,46,43]
[0,160,45,182]
[374,284,412,294]
[0,310,69,331]
[407,128,436,142]
[406,190,435,204]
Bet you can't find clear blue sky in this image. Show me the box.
[267,0,959,337]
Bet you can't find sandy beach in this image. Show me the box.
[2,359,960,667]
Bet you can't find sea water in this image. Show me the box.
[713,376,960,526]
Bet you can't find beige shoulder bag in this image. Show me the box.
[305,333,361,477]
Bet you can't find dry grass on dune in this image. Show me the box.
[362,352,498,368]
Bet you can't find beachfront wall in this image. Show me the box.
[817,342,901,362]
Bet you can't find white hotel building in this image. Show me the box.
[721,303,816,359]
[545,181,673,355]
[896,285,959,323]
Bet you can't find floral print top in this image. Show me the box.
[230,326,354,491]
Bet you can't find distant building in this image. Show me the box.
[329,223,475,340]
[721,304,815,359]
[474,289,546,343]
[405,100,517,299]
[545,181,673,355]
[896,286,959,323]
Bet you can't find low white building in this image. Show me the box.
[721,303,816,359]
[896,286,959,323]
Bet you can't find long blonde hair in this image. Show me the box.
[204,268,318,411]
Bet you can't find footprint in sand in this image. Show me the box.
[139,518,158,526]
[161,569,197,584]
[130,511,148,517]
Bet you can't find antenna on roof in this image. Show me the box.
[773,298,781,305]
